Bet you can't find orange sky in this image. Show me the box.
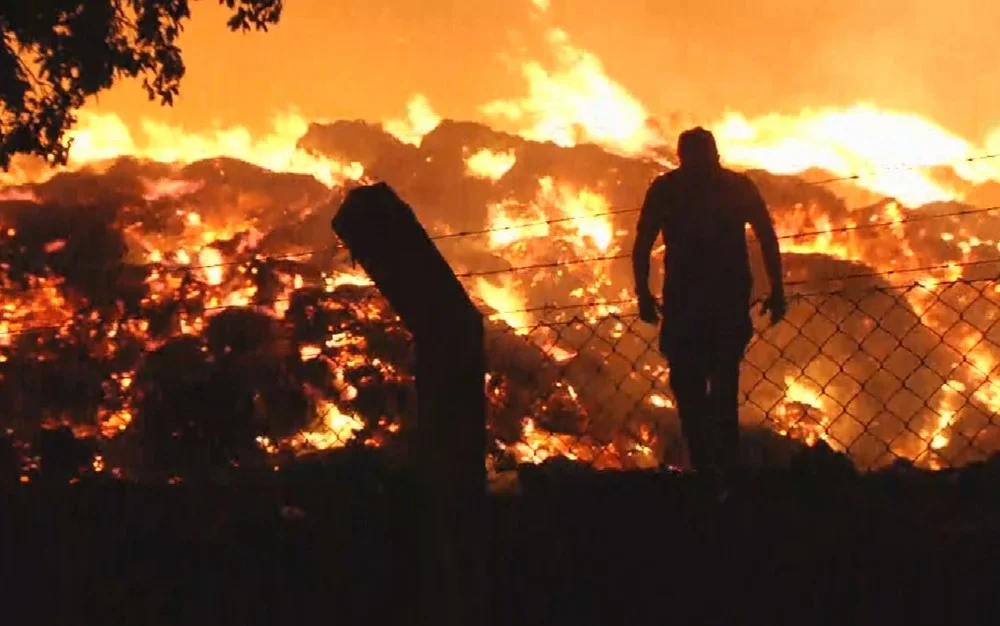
[93,0,1000,142]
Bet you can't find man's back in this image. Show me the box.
[644,166,761,332]
[632,126,785,347]
[631,127,787,478]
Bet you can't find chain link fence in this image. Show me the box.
[483,278,1000,473]
[7,253,1000,479]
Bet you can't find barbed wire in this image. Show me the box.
[5,253,1000,341]
[797,151,1000,186]
[434,195,1000,246]
[2,141,998,287]
[449,203,999,278]
[0,186,997,297]
[774,204,1000,240]
[0,246,341,298]
[457,238,1000,281]
[4,246,1000,346]
[488,258,1000,323]
[2,161,1000,335]
[783,257,1000,289]
[455,253,630,278]
[429,207,641,242]
[431,152,1000,243]
[0,244,335,279]
[0,296,302,339]
[2,198,995,295]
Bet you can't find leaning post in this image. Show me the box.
[331,182,488,626]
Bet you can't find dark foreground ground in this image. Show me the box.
[4,449,1000,625]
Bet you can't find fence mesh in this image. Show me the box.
[483,278,1000,473]
[9,262,1000,479]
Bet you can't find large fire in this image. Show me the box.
[3,9,1000,480]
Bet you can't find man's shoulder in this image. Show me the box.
[719,168,756,188]
[651,169,679,187]
[719,169,765,205]
[657,167,756,186]
[648,169,684,198]
[651,167,761,201]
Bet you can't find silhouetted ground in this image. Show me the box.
[3,448,1000,625]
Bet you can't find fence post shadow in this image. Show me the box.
[332,182,488,626]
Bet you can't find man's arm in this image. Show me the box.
[632,178,663,300]
[744,176,785,298]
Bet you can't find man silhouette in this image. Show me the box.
[632,127,786,477]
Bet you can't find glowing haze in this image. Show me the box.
[80,0,1000,142]
[12,0,999,209]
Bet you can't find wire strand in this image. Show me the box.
[4,152,1000,327]
[2,200,994,294]
[430,152,1000,243]
[484,255,1000,319]
[454,205,1000,280]
[0,296,301,339]
[5,259,1000,341]
[2,187,998,295]
[448,202,1000,248]
[795,151,1000,187]
[430,207,640,241]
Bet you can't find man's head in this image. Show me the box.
[677,127,720,170]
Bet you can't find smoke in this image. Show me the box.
[540,0,1000,141]
[89,0,999,145]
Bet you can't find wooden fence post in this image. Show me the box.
[331,182,488,626]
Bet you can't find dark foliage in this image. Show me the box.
[0,433,16,484]
[4,451,1000,624]
[33,425,95,480]
[129,312,313,478]
[0,0,282,168]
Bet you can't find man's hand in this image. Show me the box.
[760,291,787,325]
[638,291,660,324]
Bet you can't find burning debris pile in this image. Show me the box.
[0,159,410,481]
[300,119,1000,470]
[1,114,1000,480]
